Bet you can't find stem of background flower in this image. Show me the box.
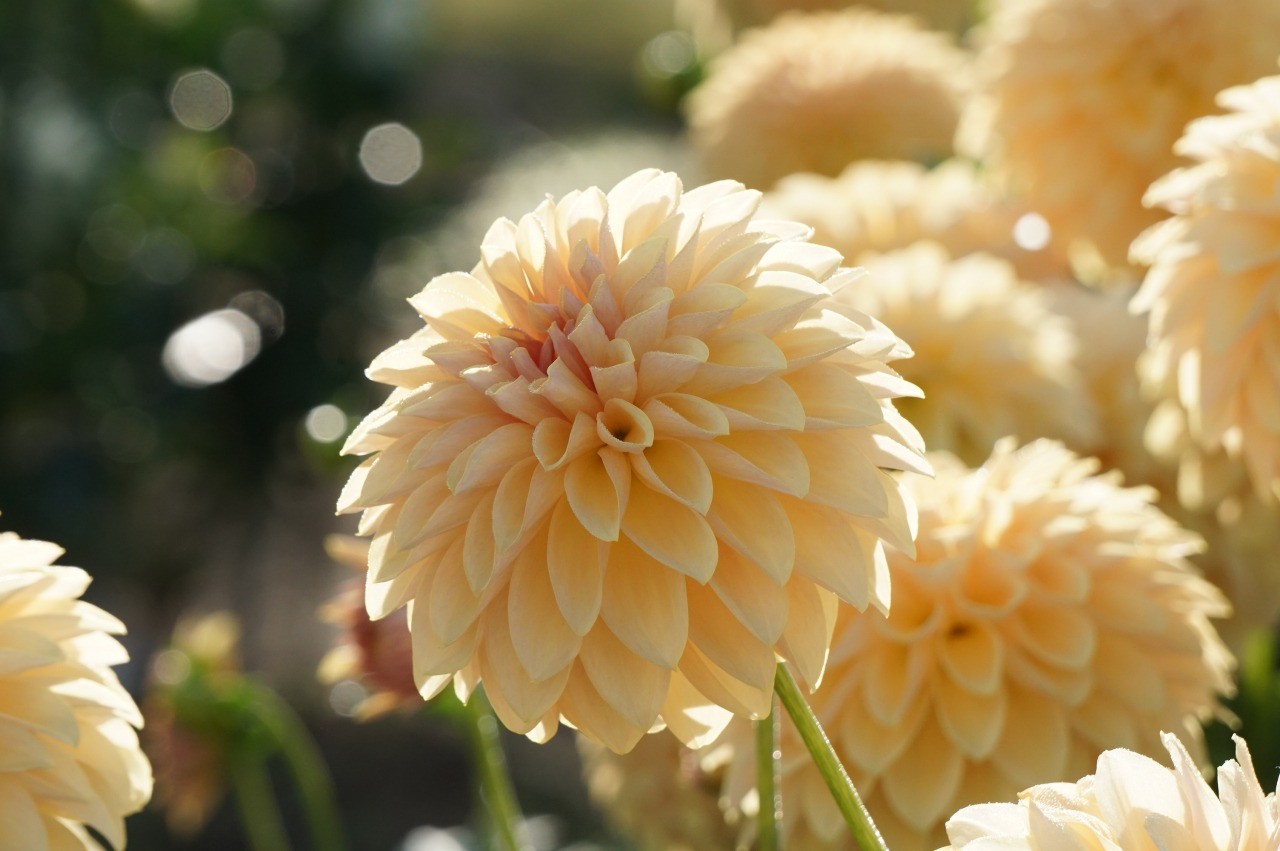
[248,682,348,851]
[773,664,888,851]
[464,687,531,851]
[230,758,292,851]
[755,699,781,851]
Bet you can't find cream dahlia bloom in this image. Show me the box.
[964,0,1280,268]
[0,529,152,849]
[339,169,928,753]
[686,10,969,188]
[839,242,1096,464]
[944,733,1276,851]
[762,159,1072,283]
[715,440,1233,850]
[579,733,736,851]
[1132,73,1280,503]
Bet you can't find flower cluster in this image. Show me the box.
[339,169,928,752]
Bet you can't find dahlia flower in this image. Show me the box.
[1131,72,1280,504]
[339,168,928,753]
[579,733,736,851]
[963,0,1280,268]
[686,9,969,188]
[317,535,418,719]
[840,242,1096,464]
[762,159,1072,282]
[0,528,152,849]
[716,439,1232,850]
[944,733,1275,851]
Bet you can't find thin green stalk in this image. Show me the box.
[755,701,781,851]
[773,664,888,851]
[230,759,292,851]
[463,687,530,851]
[249,683,347,851]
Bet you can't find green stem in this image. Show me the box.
[248,683,348,851]
[755,700,781,851]
[229,759,292,851]
[773,664,887,851]
[463,687,530,851]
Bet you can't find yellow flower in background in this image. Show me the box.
[963,0,1280,269]
[579,733,736,851]
[145,612,242,837]
[317,534,419,719]
[340,168,928,753]
[762,159,1072,283]
[0,529,152,849]
[715,440,1233,850]
[686,9,969,188]
[840,243,1096,465]
[944,733,1275,851]
[1132,73,1280,505]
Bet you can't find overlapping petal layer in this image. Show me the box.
[944,733,1277,851]
[0,529,152,849]
[762,159,1071,282]
[1132,73,1280,504]
[837,243,1096,464]
[339,169,927,752]
[964,0,1280,268]
[713,440,1232,850]
[686,10,969,188]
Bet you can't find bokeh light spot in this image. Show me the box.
[1013,212,1052,251]
[305,404,349,443]
[328,680,368,718]
[642,31,696,77]
[359,122,422,185]
[151,649,191,686]
[162,308,262,387]
[169,70,233,131]
[199,147,257,205]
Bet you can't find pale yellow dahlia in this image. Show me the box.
[0,529,152,849]
[964,0,1280,268]
[686,10,969,188]
[1132,73,1280,503]
[339,169,928,753]
[839,242,1096,464]
[317,535,418,719]
[762,159,1072,282]
[944,733,1276,851]
[579,733,737,851]
[715,439,1233,850]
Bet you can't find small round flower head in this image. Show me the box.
[944,733,1275,851]
[715,440,1233,849]
[339,169,928,753]
[1132,73,1280,503]
[963,0,1280,268]
[579,733,735,851]
[317,535,418,719]
[686,10,969,188]
[0,528,152,849]
[762,159,1072,282]
[840,242,1097,464]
